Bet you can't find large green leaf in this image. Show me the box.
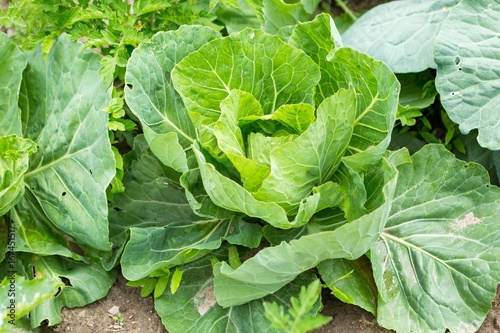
[121,216,261,281]
[154,252,320,333]
[372,144,500,332]
[435,0,500,150]
[172,28,320,128]
[212,152,401,307]
[288,13,343,105]
[108,136,260,280]
[16,34,114,252]
[30,255,117,327]
[342,0,461,73]
[0,32,26,136]
[11,194,85,260]
[0,135,36,216]
[125,26,221,173]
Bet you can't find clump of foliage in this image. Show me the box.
[1,1,500,333]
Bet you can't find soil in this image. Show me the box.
[32,1,500,333]
[40,273,500,333]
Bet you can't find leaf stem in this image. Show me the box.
[335,0,358,22]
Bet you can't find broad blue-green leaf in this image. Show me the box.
[0,135,36,216]
[343,0,461,73]
[244,0,321,34]
[29,255,117,327]
[435,0,500,150]
[0,32,26,136]
[372,144,500,333]
[154,252,320,333]
[125,26,221,172]
[121,216,261,281]
[317,256,377,315]
[213,154,400,307]
[254,89,356,211]
[0,274,62,331]
[172,28,320,126]
[16,34,114,252]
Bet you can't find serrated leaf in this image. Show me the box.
[372,144,500,333]
[435,0,500,150]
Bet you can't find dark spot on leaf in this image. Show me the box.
[62,191,67,196]
[89,169,93,174]
[113,207,122,212]
[454,56,460,65]
[458,67,462,71]
[61,277,72,287]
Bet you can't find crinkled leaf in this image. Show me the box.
[0,274,62,331]
[213,154,400,307]
[343,0,461,73]
[154,252,319,333]
[125,26,221,172]
[435,0,500,150]
[17,34,114,252]
[0,32,26,136]
[29,255,117,327]
[372,144,500,333]
[0,135,36,216]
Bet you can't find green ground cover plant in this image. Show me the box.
[1,1,500,332]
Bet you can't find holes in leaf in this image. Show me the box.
[454,56,461,65]
[113,207,122,212]
[61,191,67,197]
[89,169,93,175]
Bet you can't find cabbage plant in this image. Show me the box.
[123,13,500,333]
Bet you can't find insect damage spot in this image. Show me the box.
[454,56,460,65]
[194,284,217,315]
[452,212,482,231]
